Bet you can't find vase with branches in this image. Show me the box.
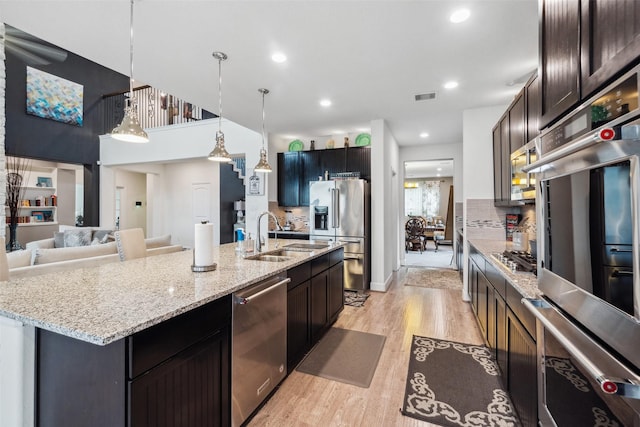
[6,156,31,251]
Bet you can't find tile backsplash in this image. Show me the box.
[465,199,536,241]
[268,202,310,232]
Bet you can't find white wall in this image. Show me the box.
[114,169,147,234]
[461,104,508,299]
[100,118,267,244]
[370,119,399,291]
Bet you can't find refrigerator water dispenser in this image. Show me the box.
[314,206,328,230]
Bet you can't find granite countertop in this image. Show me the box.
[0,239,341,346]
[467,238,542,299]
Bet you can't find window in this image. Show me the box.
[404,180,440,217]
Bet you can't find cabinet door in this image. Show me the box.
[327,261,344,322]
[487,284,497,349]
[525,73,540,143]
[496,295,508,381]
[319,148,346,177]
[300,151,321,206]
[581,0,640,98]
[509,91,526,153]
[477,272,489,337]
[346,147,371,181]
[129,327,231,427]
[540,0,580,129]
[277,152,300,207]
[287,281,311,371]
[310,271,328,341]
[500,116,511,204]
[507,309,538,427]
[492,123,503,205]
[469,259,478,315]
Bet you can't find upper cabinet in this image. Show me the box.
[277,147,371,207]
[581,0,640,98]
[539,0,581,130]
[540,0,640,129]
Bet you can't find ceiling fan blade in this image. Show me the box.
[4,43,52,66]
[5,34,68,64]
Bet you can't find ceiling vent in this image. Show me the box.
[414,92,437,101]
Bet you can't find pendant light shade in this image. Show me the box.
[208,51,232,162]
[254,88,273,173]
[111,0,148,143]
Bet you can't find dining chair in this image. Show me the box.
[114,228,147,261]
[405,218,426,253]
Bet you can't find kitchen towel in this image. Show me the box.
[194,222,214,267]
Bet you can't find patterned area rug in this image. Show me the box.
[403,267,462,290]
[402,336,521,427]
[344,290,369,307]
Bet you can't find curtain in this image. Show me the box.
[404,180,440,217]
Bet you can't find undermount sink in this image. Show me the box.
[245,247,314,262]
[284,243,329,250]
[245,254,291,262]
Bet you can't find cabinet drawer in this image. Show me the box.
[311,253,330,277]
[329,247,344,267]
[485,261,506,299]
[128,295,231,379]
[288,262,311,289]
[506,283,536,339]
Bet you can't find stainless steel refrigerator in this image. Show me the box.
[309,179,370,290]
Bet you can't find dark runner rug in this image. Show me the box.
[344,290,369,307]
[297,327,386,388]
[401,336,521,427]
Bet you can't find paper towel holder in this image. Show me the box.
[192,220,218,272]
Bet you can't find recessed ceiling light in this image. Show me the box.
[271,52,287,63]
[320,99,332,107]
[437,167,442,171]
[443,81,459,89]
[450,8,470,23]
[420,132,429,138]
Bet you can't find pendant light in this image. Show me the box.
[208,51,232,162]
[254,88,273,173]
[111,0,149,143]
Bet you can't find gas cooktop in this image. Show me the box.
[492,250,537,274]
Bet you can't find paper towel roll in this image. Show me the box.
[194,222,214,266]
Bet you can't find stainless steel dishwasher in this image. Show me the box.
[232,274,289,427]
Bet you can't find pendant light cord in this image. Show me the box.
[218,57,222,133]
[261,91,266,149]
[129,0,135,104]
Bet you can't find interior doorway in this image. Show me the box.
[403,159,455,270]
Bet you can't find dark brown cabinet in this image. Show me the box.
[507,309,538,427]
[580,0,640,99]
[525,72,540,143]
[36,296,232,427]
[539,0,581,129]
[539,0,640,129]
[509,91,526,153]
[493,115,511,206]
[277,147,370,207]
[287,248,344,369]
[468,244,537,426]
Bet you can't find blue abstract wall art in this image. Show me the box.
[26,66,83,126]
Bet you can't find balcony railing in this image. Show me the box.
[102,86,215,134]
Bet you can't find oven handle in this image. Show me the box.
[523,298,640,399]
[612,269,633,277]
[522,130,610,173]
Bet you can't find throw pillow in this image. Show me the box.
[54,232,65,248]
[63,229,92,247]
[91,229,113,245]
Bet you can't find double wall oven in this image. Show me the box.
[524,65,640,425]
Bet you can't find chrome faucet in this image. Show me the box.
[256,211,282,252]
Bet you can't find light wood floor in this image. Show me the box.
[248,267,484,427]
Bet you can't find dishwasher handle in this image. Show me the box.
[234,278,290,305]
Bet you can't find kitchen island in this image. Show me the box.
[0,240,344,427]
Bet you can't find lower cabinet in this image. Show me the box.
[507,309,537,427]
[287,248,344,370]
[468,245,537,427]
[36,295,232,427]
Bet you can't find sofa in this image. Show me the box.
[7,228,183,279]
